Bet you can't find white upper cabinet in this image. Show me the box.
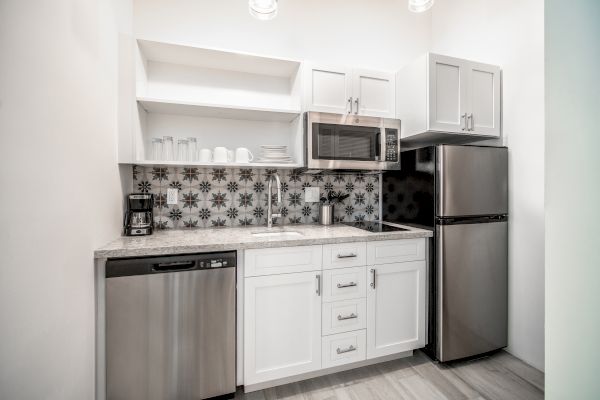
[397,53,501,142]
[353,69,396,118]
[467,61,501,136]
[305,64,396,118]
[305,64,353,114]
[428,55,468,134]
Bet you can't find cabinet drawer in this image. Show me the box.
[322,266,366,302]
[322,298,367,336]
[244,245,322,277]
[323,242,367,269]
[322,330,366,368]
[367,239,425,265]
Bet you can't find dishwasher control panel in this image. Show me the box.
[106,251,237,278]
[200,257,234,269]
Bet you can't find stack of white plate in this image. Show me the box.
[258,145,294,163]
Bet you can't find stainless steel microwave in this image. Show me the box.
[305,112,401,170]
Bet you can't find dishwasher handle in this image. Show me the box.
[152,261,196,272]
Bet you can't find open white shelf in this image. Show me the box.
[137,96,301,122]
[134,160,303,169]
[137,38,301,78]
[119,38,306,167]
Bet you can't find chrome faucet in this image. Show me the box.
[266,173,282,228]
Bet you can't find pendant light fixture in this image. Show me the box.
[249,0,278,20]
[408,0,434,13]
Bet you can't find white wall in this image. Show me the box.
[430,0,545,370]
[545,1,600,398]
[0,1,130,399]
[133,0,432,71]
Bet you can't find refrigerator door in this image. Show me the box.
[437,145,508,217]
[436,220,508,362]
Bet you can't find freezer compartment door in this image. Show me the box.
[436,221,508,362]
[437,145,508,217]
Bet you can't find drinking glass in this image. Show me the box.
[177,139,189,162]
[187,137,198,162]
[162,136,174,161]
[151,138,163,161]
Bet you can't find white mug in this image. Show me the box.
[213,147,233,163]
[235,147,254,163]
[199,148,213,163]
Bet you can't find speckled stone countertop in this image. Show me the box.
[95,223,433,259]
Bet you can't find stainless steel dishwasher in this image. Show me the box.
[105,251,236,400]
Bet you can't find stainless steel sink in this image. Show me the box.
[251,231,303,239]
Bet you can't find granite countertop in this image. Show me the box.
[95,223,433,259]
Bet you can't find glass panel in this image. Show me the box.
[313,123,336,159]
[335,127,379,160]
[312,122,380,161]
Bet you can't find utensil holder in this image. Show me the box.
[319,204,334,225]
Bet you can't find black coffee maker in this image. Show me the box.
[124,193,154,236]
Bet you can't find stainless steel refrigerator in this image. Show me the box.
[382,145,508,362]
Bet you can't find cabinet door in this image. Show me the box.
[353,69,396,118]
[467,62,501,137]
[366,261,426,359]
[244,272,322,385]
[428,54,468,133]
[305,63,353,114]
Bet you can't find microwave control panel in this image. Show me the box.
[384,129,399,162]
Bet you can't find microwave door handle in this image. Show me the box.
[379,129,385,162]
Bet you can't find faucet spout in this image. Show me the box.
[267,173,282,228]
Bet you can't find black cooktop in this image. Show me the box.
[342,221,409,233]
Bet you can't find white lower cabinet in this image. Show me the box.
[243,238,427,389]
[322,330,367,368]
[244,271,322,385]
[366,260,427,359]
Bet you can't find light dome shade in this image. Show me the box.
[408,0,434,13]
[249,0,278,20]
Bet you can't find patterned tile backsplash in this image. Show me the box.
[133,166,380,229]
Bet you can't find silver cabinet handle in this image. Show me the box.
[337,313,358,321]
[336,345,357,354]
[348,97,353,114]
[461,113,468,131]
[354,98,359,114]
[337,282,357,288]
[468,113,474,131]
[316,274,321,296]
[370,268,376,289]
[337,253,357,259]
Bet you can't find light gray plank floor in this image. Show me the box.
[235,350,544,400]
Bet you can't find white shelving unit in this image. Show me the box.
[122,38,305,167]
[137,96,301,123]
[133,160,304,169]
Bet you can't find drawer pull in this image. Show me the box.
[337,313,358,321]
[337,253,357,259]
[336,345,357,354]
[337,282,357,289]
